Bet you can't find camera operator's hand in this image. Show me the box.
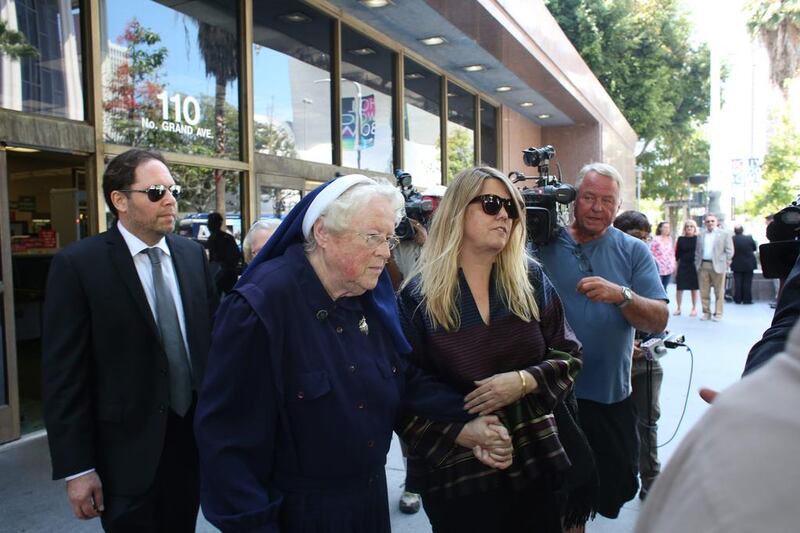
[411,219,428,245]
[576,276,624,304]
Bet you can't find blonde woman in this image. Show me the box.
[674,219,700,315]
[397,167,583,533]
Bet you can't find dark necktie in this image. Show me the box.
[145,247,192,416]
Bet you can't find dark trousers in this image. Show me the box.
[630,358,663,491]
[101,406,200,533]
[577,396,639,519]
[422,482,562,533]
[733,271,754,304]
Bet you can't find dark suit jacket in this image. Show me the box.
[42,223,218,496]
[731,234,758,272]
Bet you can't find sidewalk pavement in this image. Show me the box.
[0,286,774,532]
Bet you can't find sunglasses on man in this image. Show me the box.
[119,184,182,202]
[469,194,519,219]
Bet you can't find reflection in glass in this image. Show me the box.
[0,0,84,120]
[340,26,394,172]
[259,186,301,219]
[403,58,441,190]
[172,165,242,244]
[252,1,332,165]
[447,82,475,182]
[480,101,498,168]
[100,0,240,163]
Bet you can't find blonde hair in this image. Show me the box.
[683,219,698,235]
[403,167,539,331]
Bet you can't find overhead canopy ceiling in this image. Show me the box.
[325,0,594,127]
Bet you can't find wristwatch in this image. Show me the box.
[617,286,633,308]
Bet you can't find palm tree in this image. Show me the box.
[197,22,238,222]
[0,20,39,59]
[746,0,800,99]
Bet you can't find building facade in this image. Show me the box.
[0,0,636,443]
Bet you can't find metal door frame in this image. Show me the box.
[0,147,20,443]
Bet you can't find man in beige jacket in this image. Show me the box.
[694,213,734,321]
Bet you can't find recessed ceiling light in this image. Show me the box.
[447,92,458,97]
[278,12,311,23]
[405,72,425,80]
[349,47,376,56]
[2,145,39,153]
[419,36,447,46]
[495,86,512,92]
[359,0,391,7]
[537,113,551,119]
[462,64,485,72]
[520,102,534,107]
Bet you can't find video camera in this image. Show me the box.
[510,145,577,245]
[394,169,433,241]
[760,195,800,279]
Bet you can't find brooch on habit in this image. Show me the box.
[359,316,369,336]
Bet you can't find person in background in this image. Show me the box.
[205,211,241,295]
[242,219,280,264]
[634,321,800,533]
[42,148,218,531]
[731,224,757,305]
[535,163,668,521]
[398,166,582,532]
[194,175,512,533]
[673,220,700,316]
[387,184,446,515]
[694,213,734,321]
[650,221,676,291]
[613,210,664,501]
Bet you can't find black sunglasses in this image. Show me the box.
[119,184,182,202]
[469,194,518,219]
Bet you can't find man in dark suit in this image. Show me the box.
[731,225,758,304]
[42,148,218,532]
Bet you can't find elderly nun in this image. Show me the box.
[194,176,511,533]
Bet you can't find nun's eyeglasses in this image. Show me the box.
[356,232,400,251]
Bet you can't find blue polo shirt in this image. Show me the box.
[535,227,667,403]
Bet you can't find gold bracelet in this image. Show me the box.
[517,370,527,399]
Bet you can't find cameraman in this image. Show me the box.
[387,184,444,515]
[535,163,668,519]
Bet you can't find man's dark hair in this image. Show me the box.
[103,149,167,218]
[734,225,744,235]
[207,212,223,232]
[614,210,651,235]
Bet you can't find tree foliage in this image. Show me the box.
[547,0,709,151]
[0,20,39,59]
[638,128,710,202]
[746,0,800,98]
[546,0,711,200]
[743,110,800,217]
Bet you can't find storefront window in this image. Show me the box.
[260,186,301,220]
[446,82,475,182]
[403,59,441,190]
[480,101,498,168]
[0,0,84,120]
[252,1,332,165]
[172,165,242,244]
[340,26,394,173]
[100,0,241,159]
